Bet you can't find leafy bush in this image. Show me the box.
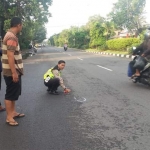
[19,40,30,50]
[106,38,140,51]
[89,37,106,48]
[98,43,108,50]
[80,45,89,50]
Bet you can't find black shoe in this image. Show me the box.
[54,90,59,94]
[50,91,59,95]
[47,88,51,91]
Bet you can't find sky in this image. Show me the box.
[45,0,150,38]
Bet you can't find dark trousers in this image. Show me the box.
[4,75,22,101]
[44,78,60,91]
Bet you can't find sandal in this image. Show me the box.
[0,108,6,112]
[131,74,140,79]
[6,120,19,126]
[13,113,25,119]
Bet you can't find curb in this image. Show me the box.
[86,51,132,59]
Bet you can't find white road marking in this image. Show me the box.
[68,54,72,56]
[97,65,112,71]
[77,57,83,61]
[74,97,86,102]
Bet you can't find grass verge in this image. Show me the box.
[86,49,128,55]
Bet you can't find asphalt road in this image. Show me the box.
[0,46,150,150]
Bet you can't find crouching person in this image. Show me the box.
[44,60,71,95]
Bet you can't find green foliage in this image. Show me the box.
[102,21,116,40]
[33,25,47,43]
[3,19,11,31]
[108,0,146,31]
[80,45,89,50]
[98,43,108,51]
[49,15,115,50]
[138,29,147,41]
[89,21,106,48]
[49,25,90,49]
[49,0,147,51]
[106,38,140,50]
[53,34,60,47]
[19,40,30,50]
[0,0,52,49]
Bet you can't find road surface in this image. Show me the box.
[0,47,150,150]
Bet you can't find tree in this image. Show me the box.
[86,15,105,29]
[33,25,47,43]
[89,21,106,48]
[0,0,52,48]
[102,21,116,40]
[49,25,90,49]
[108,0,146,32]
[58,29,70,46]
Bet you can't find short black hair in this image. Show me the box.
[58,60,65,64]
[10,17,22,27]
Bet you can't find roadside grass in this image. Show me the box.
[86,49,128,55]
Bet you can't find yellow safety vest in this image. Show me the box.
[43,68,61,80]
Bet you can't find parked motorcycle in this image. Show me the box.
[28,44,37,56]
[33,46,37,53]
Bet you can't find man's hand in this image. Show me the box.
[12,72,18,82]
[64,88,71,93]
[141,54,145,57]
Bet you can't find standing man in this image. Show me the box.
[0,46,5,112]
[2,17,24,126]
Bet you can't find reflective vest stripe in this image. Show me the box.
[43,68,61,79]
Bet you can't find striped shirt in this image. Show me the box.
[2,30,23,76]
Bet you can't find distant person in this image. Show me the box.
[64,43,68,51]
[64,43,67,48]
[0,47,5,112]
[43,60,71,95]
[2,17,25,126]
